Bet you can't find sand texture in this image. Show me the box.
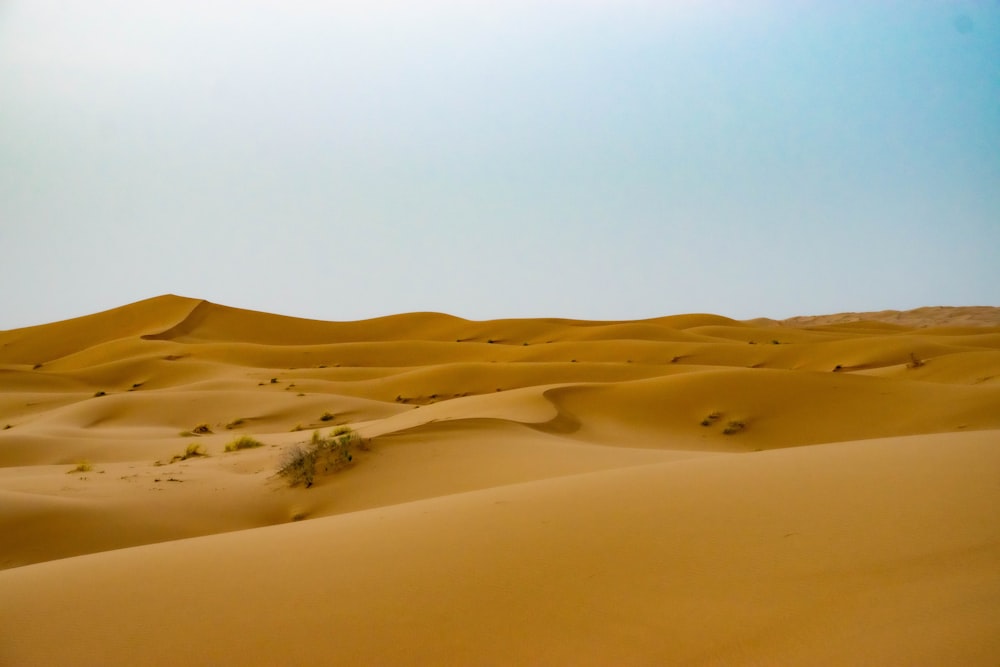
[1,296,999,665]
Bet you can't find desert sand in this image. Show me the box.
[1,295,998,665]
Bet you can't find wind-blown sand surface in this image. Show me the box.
[1,296,998,665]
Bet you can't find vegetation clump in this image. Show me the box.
[171,443,207,462]
[277,427,367,488]
[68,461,93,474]
[700,412,722,427]
[225,435,265,452]
[192,423,212,434]
[723,420,746,435]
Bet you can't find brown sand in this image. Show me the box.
[1,295,998,665]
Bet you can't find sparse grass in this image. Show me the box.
[171,443,207,462]
[700,412,722,427]
[225,418,246,430]
[67,461,93,474]
[277,427,368,488]
[225,435,265,452]
[93,390,106,397]
[320,411,335,422]
[722,420,746,435]
[192,423,212,434]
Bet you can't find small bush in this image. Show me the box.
[722,420,746,435]
[277,427,366,488]
[700,412,722,427]
[907,353,925,369]
[320,412,335,422]
[225,435,265,452]
[192,423,212,434]
[93,391,106,398]
[225,418,246,430]
[68,461,93,474]
[171,443,207,462]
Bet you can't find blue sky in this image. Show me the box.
[1,1,998,329]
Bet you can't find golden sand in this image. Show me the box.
[1,296,998,665]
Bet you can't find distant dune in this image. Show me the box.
[2,296,999,665]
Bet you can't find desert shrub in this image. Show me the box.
[225,435,265,452]
[93,391,106,397]
[192,423,212,434]
[700,412,722,427]
[225,418,246,430]
[171,443,207,462]
[68,461,92,474]
[320,411,335,422]
[907,353,925,369]
[277,427,366,488]
[723,420,746,435]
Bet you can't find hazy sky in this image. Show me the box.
[2,1,998,329]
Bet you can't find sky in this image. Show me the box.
[1,0,998,329]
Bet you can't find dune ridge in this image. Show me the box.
[1,296,998,665]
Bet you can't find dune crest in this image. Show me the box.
[1,297,998,665]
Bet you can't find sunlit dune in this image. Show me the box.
[1,296,998,665]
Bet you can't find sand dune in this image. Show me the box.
[1,296,998,665]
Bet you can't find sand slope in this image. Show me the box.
[1,296,998,664]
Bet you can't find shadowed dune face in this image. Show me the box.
[1,296,999,665]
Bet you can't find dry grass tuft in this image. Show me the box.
[171,443,207,462]
[277,427,368,488]
[225,435,265,452]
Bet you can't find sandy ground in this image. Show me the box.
[1,295,998,665]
